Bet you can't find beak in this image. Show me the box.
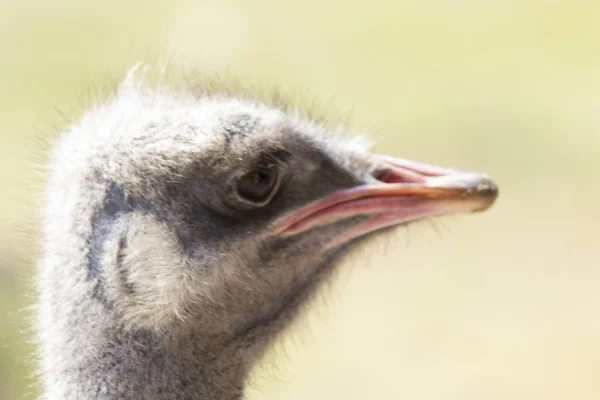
[273,155,498,244]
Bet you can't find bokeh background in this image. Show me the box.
[1,0,599,398]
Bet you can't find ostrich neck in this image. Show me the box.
[44,306,261,400]
[40,262,329,400]
[40,264,274,400]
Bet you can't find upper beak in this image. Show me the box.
[273,155,498,242]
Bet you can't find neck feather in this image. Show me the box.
[38,300,264,399]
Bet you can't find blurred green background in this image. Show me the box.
[1,0,599,398]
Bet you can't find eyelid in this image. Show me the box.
[250,150,291,172]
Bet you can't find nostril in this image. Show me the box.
[372,168,417,184]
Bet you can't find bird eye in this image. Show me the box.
[235,166,279,204]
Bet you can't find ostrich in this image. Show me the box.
[36,71,497,400]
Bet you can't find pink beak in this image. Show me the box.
[272,155,498,247]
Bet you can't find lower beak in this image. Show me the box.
[273,155,498,242]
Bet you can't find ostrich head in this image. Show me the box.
[37,71,497,399]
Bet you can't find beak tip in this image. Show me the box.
[471,175,499,212]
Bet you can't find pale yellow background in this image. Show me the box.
[1,1,599,399]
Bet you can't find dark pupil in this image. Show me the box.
[237,167,276,201]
